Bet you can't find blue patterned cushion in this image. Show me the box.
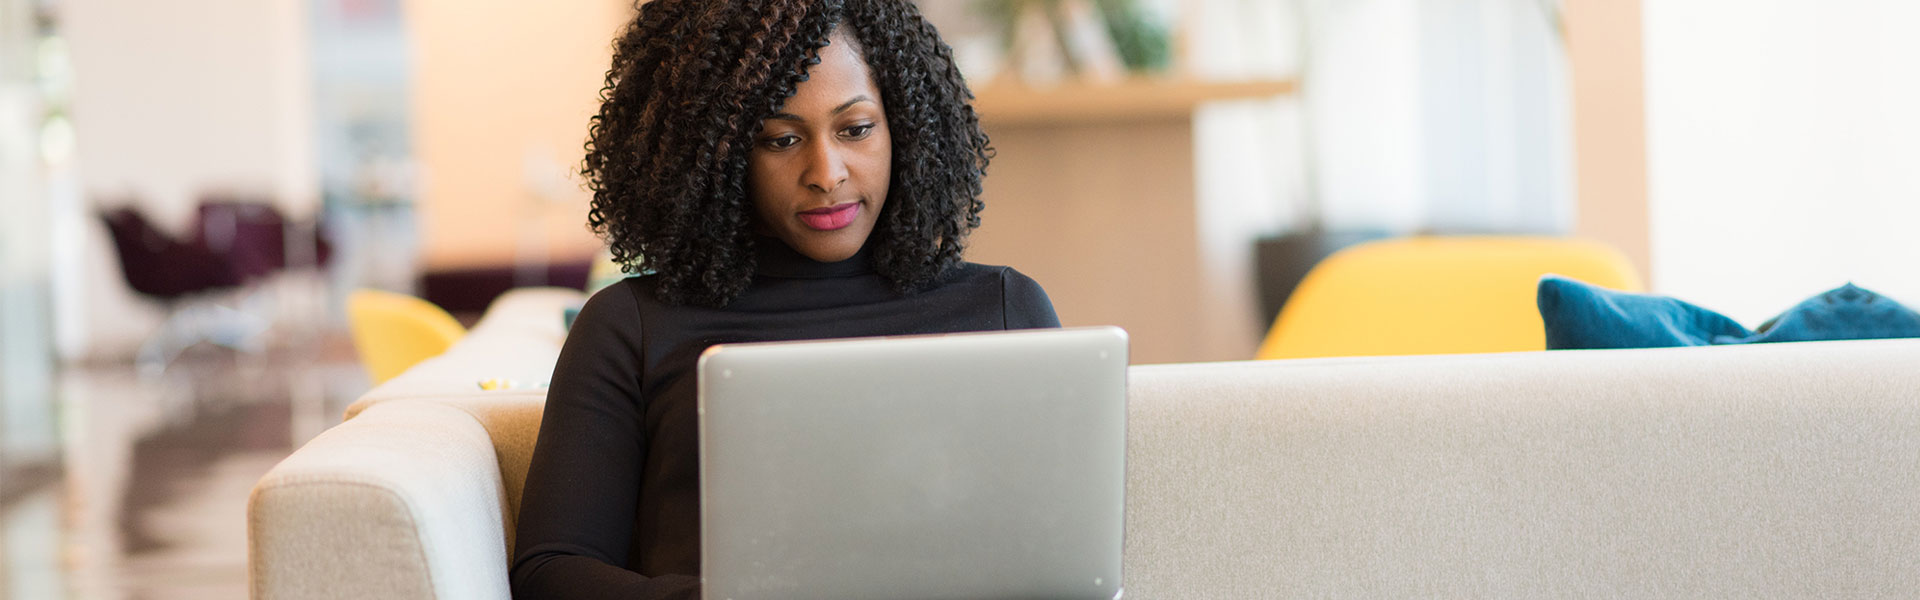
[1538,276,1920,350]
[1741,283,1920,344]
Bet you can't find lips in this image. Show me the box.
[796,202,861,231]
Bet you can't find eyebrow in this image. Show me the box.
[767,95,874,123]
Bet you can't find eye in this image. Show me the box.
[763,134,800,150]
[842,123,875,139]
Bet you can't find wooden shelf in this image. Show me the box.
[971,77,1298,126]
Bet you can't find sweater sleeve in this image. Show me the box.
[510,282,700,600]
[1002,267,1062,330]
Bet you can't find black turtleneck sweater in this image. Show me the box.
[509,238,1060,600]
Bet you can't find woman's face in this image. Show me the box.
[748,29,892,263]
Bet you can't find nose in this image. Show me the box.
[801,140,849,193]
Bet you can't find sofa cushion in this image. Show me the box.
[1742,282,1920,343]
[1536,276,1749,349]
[1538,276,1920,349]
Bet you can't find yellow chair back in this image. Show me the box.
[347,289,467,385]
[1255,236,1643,360]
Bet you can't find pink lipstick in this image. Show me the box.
[797,202,860,231]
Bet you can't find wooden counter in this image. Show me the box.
[965,77,1296,364]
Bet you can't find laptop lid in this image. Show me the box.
[698,326,1128,600]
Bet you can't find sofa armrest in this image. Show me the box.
[249,401,513,600]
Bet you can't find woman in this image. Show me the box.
[510,1,1059,598]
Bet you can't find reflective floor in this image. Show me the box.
[1,339,365,600]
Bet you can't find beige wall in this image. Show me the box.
[1564,0,1651,282]
[407,0,631,270]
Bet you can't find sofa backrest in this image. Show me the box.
[1123,338,1920,597]
[352,285,1920,596]
[347,286,581,411]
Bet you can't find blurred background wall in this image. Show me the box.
[22,0,1587,366]
[405,0,624,272]
[62,0,315,228]
[56,0,314,360]
[4,0,1916,365]
[1643,0,1920,324]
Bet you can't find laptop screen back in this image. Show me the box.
[698,326,1128,600]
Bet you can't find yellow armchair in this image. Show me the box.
[347,289,467,385]
[1255,236,1643,360]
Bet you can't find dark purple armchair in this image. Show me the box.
[100,206,248,300]
[195,198,335,281]
[98,200,336,371]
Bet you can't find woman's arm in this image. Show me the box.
[510,283,699,600]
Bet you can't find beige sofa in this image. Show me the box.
[250,287,1920,599]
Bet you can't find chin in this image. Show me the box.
[789,227,870,262]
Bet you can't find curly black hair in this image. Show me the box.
[582,0,993,307]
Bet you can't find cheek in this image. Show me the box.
[747,155,785,214]
[859,139,893,198]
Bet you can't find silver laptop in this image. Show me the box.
[698,326,1128,600]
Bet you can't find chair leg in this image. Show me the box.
[134,289,277,376]
[202,301,272,352]
[136,306,195,377]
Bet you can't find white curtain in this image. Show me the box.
[1187,0,1573,237]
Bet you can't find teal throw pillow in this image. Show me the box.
[1538,276,1920,350]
